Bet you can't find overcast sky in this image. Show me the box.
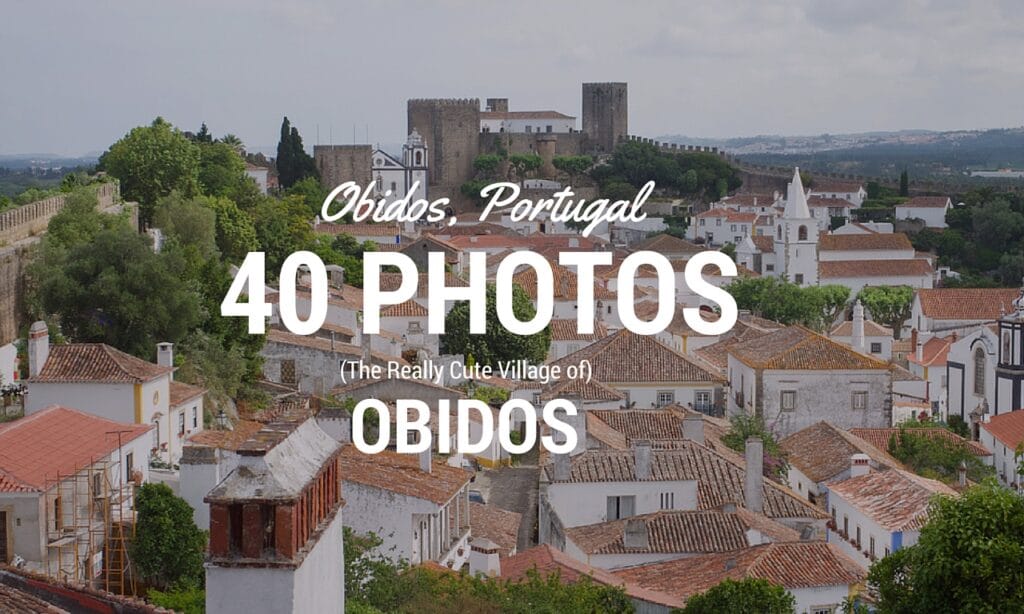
[2,0,1023,156]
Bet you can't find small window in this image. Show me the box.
[606,495,636,520]
[781,390,796,411]
[843,515,848,535]
[192,407,198,429]
[974,348,986,395]
[765,264,775,272]
[715,218,722,226]
[694,391,712,412]
[798,225,808,241]
[659,492,675,509]
[53,496,63,531]
[656,391,675,407]
[852,391,868,410]
[281,359,297,386]
[730,224,737,232]
[869,536,876,557]
[856,526,862,547]
[546,125,553,133]
[870,342,882,354]
[125,452,134,484]
[532,392,541,405]
[525,125,532,133]
[178,411,186,434]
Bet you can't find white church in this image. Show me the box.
[371,128,429,204]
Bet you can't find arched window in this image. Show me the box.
[776,225,782,240]
[798,225,808,241]
[415,151,423,166]
[974,347,986,395]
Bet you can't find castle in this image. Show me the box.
[314,83,628,204]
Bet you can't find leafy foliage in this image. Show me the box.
[275,116,319,189]
[131,483,206,591]
[868,480,1024,613]
[721,415,787,478]
[725,277,849,331]
[441,284,550,367]
[147,587,205,613]
[856,286,914,338]
[673,578,795,614]
[886,424,994,484]
[592,141,741,200]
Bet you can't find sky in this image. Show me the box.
[2,0,1023,157]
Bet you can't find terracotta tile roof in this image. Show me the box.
[431,222,518,237]
[693,209,758,223]
[480,110,575,120]
[589,407,690,442]
[720,194,776,208]
[830,320,893,337]
[187,420,264,451]
[906,336,952,367]
[339,447,471,505]
[447,235,529,250]
[818,233,913,251]
[811,181,864,193]
[849,427,991,457]
[780,422,902,483]
[315,222,402,237]
[728,326,890,371]
[751,235,774,252]
[807,195,855,208]
[551,329,721,384]
[539,377,624,402]
[30,343,172,383]
[981,409,1024,449]
[377,272,468,296]
[469,502,521,557]
[513,260,616,301]
[0,406,152,492]
[0,582,61,613]
[566,509,800,555]
[695,328,770,372]
[826,468,956,531]
[544,443,827,520]
[616,542,865,602]
[899,196,951,208]
[548,318,608,342]
[500,544,679,608]
[819,258,933,279]
[585,413,629,450]
[380,300,429,317]
[169,380,205,407]
[632,234,705,254]
[916,288,1020,321]
[265,329,404,365]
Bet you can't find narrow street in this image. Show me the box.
[474,445,540,552]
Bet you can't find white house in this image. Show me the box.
[371,130,429,221]
[908,287,1018,335]
[546,319,609,362]
[946,325,998,425]
[479,104,576,134]
[244,163,270,194]
[818,259,934,295]
[978,409,1024,490]
[809,180,867,207]
[824,461,956,569]
[688,209,758,246]
[906,335,953,417]
[894,196,952,228]
[727,326,893,437]
[829,301,894,361]
[0,406,151,576]
[340,448,472,569]
[25,323,204,464]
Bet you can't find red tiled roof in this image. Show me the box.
[339,447,471,505]
[819,259,933,279]
[811,181,864,193]
[849,427,991,457]
[693,209,758,223]
[381,300,429,317]
[830,320,893,337]
[905,336,952,367]
[470,502,521,557]
[916,288,1019,321]
[513,259,616,301]
[728,326,890,371]
[981,409,1024,448]
[187,420,264,451]
[807,195,855,208]
[315,222,402,237]
[827,469,956,531]
[548,319,608,342]
[751,235,774,252]
[819,233,913,251]
[899,196,951,208]
[616,542,864,602]
[551,329,721,384]
[377,272,468,296]
[539,377,624,402]
[0,406,152,492]
[447,235,529,250]
[266,329,404,365]
[632,234,705,254]
[780,422,903,483]
[169,380,205,407]
[30,343,172,383]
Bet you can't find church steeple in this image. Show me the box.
[784,167,811,219]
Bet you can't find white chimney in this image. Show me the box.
[745,528,764,546]
[27,321,50,378]
[682,413,705,446]
[623,519,649,550]
[850,453,870,478]
[157,342,174,371]
[468,538,502,576]
[958,460,967,487]
[552,452,570,481]
[744,437,764,514]
[634,440,652,480]
[852,300,866,353]
[325,264,345,289]
[419,446,432,474]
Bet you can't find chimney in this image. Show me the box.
[633,440,652,480]
[568,237,579,248]
[916,336,924,362]
[850,453,870,478]
[852,300,866,353]
[559,274,569,298]
[325,264,345,289]
[744,437,764,514]
[27,321,50,378]
[552,452,570,481]
[958,460,967,487]
[724,558,737,571]
[623,519,649,550]
[468,538,502,576]
[419,446,432,474]
[297,264,311,286]
[745,528,763,546]
[910,328,919,360]
[361,331,372,366]
[719,502,737,513]
[682,413,705,446]
[157,342,174,379]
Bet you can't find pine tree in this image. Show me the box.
[276,117,319,189]
[899,169,909,196]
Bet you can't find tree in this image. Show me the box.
[131,483,206,591]
[972,198,1024,256]
[441,284,550,367]
[552,155,593,184]
[856,286,914,338]
[201,194,259,263]
[473,153,504,177]
[803,284,851,329]
[721,415,787,478]
[507,153,542,181]
[899,169,909,197]
[193,122,213,143]
[276,117,319,189]
[674,578,795,614]
[886,426,993,484]
[287,175,328,217]
[44,187,132,249]
[868,480,1024,613]
[250,195,317,272]
[219,133,245,154]
[99,117,200,226]
[725,277,846,330]
[197,140,247,197]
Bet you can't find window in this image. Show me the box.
[843,514,848,535]
[281,359,297,386]
[178,411,186,435]
[546,125,553,133]
[390,181,397,193]
[974,348,986,395]
[794,273,804,284]
[885,547,890,557]
[415,151,422,166]
[781,390,796,411]
[730,224,737,232]
[810,608,836,614]
[660,492,675,509]
[776,225,782,240]
[765,264,775,272]
[1003,332,1012,362]
[525,125,532,133]
[852,391,867,410]
[192,407,198,429]
[870,342,882,353]
[694,391,712,412]
[869,536,876,557]
[125,452,134,484]
[715,218,722,226]
[606,495,636,520]
[855,526,861,547]
[798,225,808,241]
[699,218,706,226]
[656,391,675,407]
[532,392,541,405]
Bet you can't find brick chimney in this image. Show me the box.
[744,437,764,513]
[633,440,652,480]
[850,453,870,478]
[27,321,49,378]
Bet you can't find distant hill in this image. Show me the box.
[658,128,1024,182]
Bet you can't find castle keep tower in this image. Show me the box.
[407,98,480,190]
[581,82,628,153]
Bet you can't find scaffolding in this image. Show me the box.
[41,451,137,596]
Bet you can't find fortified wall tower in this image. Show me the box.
[407,98,480,191]
[582,82,628,154]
